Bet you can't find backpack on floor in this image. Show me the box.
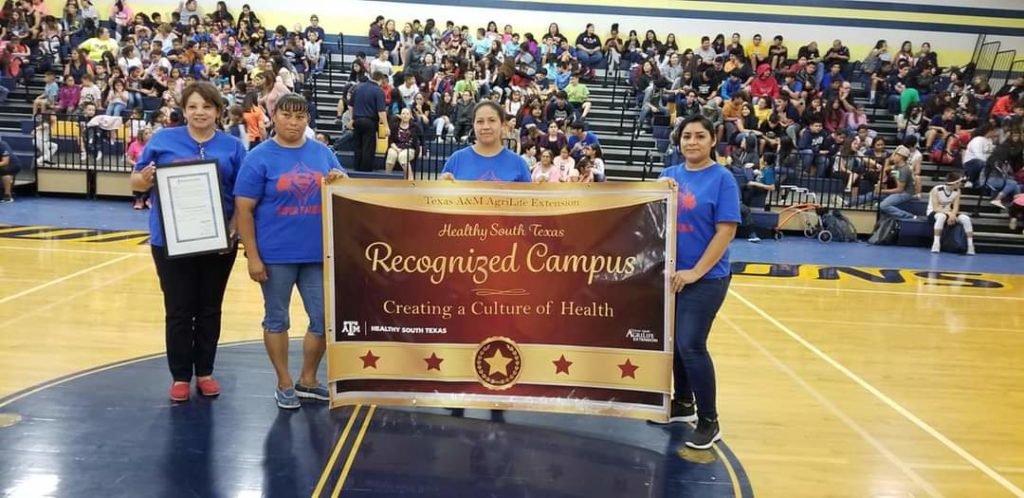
[868,216,900,245]
[940,222,968,254]
[821,209,858,242]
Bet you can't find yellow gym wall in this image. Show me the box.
[48,0,1024,67]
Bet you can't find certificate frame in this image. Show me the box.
[154,159,230,258]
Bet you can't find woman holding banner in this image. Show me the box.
[440,101,532,182]
[234,93,348,410]
[440,101,528,420]
[657,114,740,450]
[130,82,248,402]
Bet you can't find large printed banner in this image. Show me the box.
[324,180,675,421]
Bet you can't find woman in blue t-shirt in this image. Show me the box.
[656,115,741,450]
[440,101,532,182]
[233,94,347,410]
[439,101,528,422]
[130,82,248,403]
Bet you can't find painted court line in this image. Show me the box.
[332,405,377,498]
[732,282,1024,301]
[728,289,1024,497]
[908,463,1024,475]
[0,244,146,256]
[312,405,363,498]
[0,261,150,331]
[721,315,942,498]
[0,254,136,306]
[737,316,1024,335]
[710,444,744,497]
[0,340,265,407]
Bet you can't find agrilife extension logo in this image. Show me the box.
[626,328,658,343]
[341,321,361,337]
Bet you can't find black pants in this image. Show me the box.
[353,117,378,172]
[151,246,237,382]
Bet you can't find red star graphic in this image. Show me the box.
[618,358,639,379]
[552,354,573,375]
[360,350,380,369]
[424,352,444,371]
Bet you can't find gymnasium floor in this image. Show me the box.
[0,198,1022,497]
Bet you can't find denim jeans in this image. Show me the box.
[577,50,604,68]
[986,177,1021,199]
[880,192,915,219]
[260,263,325,336]
[963,159,985,185]
[799,150,827,175]
[672,275,731,420]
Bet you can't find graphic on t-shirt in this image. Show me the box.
[275,162,323,216]
[478,170,500,182]
[677,184,697,233]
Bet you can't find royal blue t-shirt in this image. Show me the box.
[441,147,532,182]
[659,163,742,279]
[233,139,343,264]
[134,127,247,247]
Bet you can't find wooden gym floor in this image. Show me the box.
[0,232,1022,497]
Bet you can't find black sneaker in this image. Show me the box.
[684,418,721,450]
[0,196,12,204]
[648,399,697,425]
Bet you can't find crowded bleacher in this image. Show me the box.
[0,1,1022,251]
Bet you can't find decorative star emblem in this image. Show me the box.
[360,350,380,369]
[424,352,444,371]
[483,348,513,377]
[552,354,572,375]
[618,358,639,379]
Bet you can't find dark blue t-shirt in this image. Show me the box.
[352,81,386,120]
[442,147,532,182]
[233,139,343,264]
[659,163,742,279]
[134,127,247,247]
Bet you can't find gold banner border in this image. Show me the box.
[322,179,679,420]
[328,391,669,423]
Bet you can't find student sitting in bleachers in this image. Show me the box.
[927,172,974,254]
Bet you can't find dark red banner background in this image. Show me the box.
[330,195,669,405]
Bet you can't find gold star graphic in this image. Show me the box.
[483,347,513,377]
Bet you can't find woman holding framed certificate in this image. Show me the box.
[233,94,347,410]
[130,81,248,403]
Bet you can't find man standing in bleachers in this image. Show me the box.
[351,71,389,172]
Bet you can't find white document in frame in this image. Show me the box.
[168,173,217,242]
[156,161,228,257]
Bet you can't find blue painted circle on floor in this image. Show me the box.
[0,342,752,497]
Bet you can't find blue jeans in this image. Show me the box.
[260,263,325,335]
[963,159,985,185]
[799,150,827,175]
[672,275,730,420]
[987,177,1021,199]
[880,192,915,219]
[577,50,603,68]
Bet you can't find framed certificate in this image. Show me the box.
[155,160,230,258]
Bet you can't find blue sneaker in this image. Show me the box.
[275,388,300,409]
[295,383,330,401]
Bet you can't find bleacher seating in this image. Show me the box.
[1,21,1021,253]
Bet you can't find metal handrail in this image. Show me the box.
[626,115,639,165]
[640,150,652,181]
